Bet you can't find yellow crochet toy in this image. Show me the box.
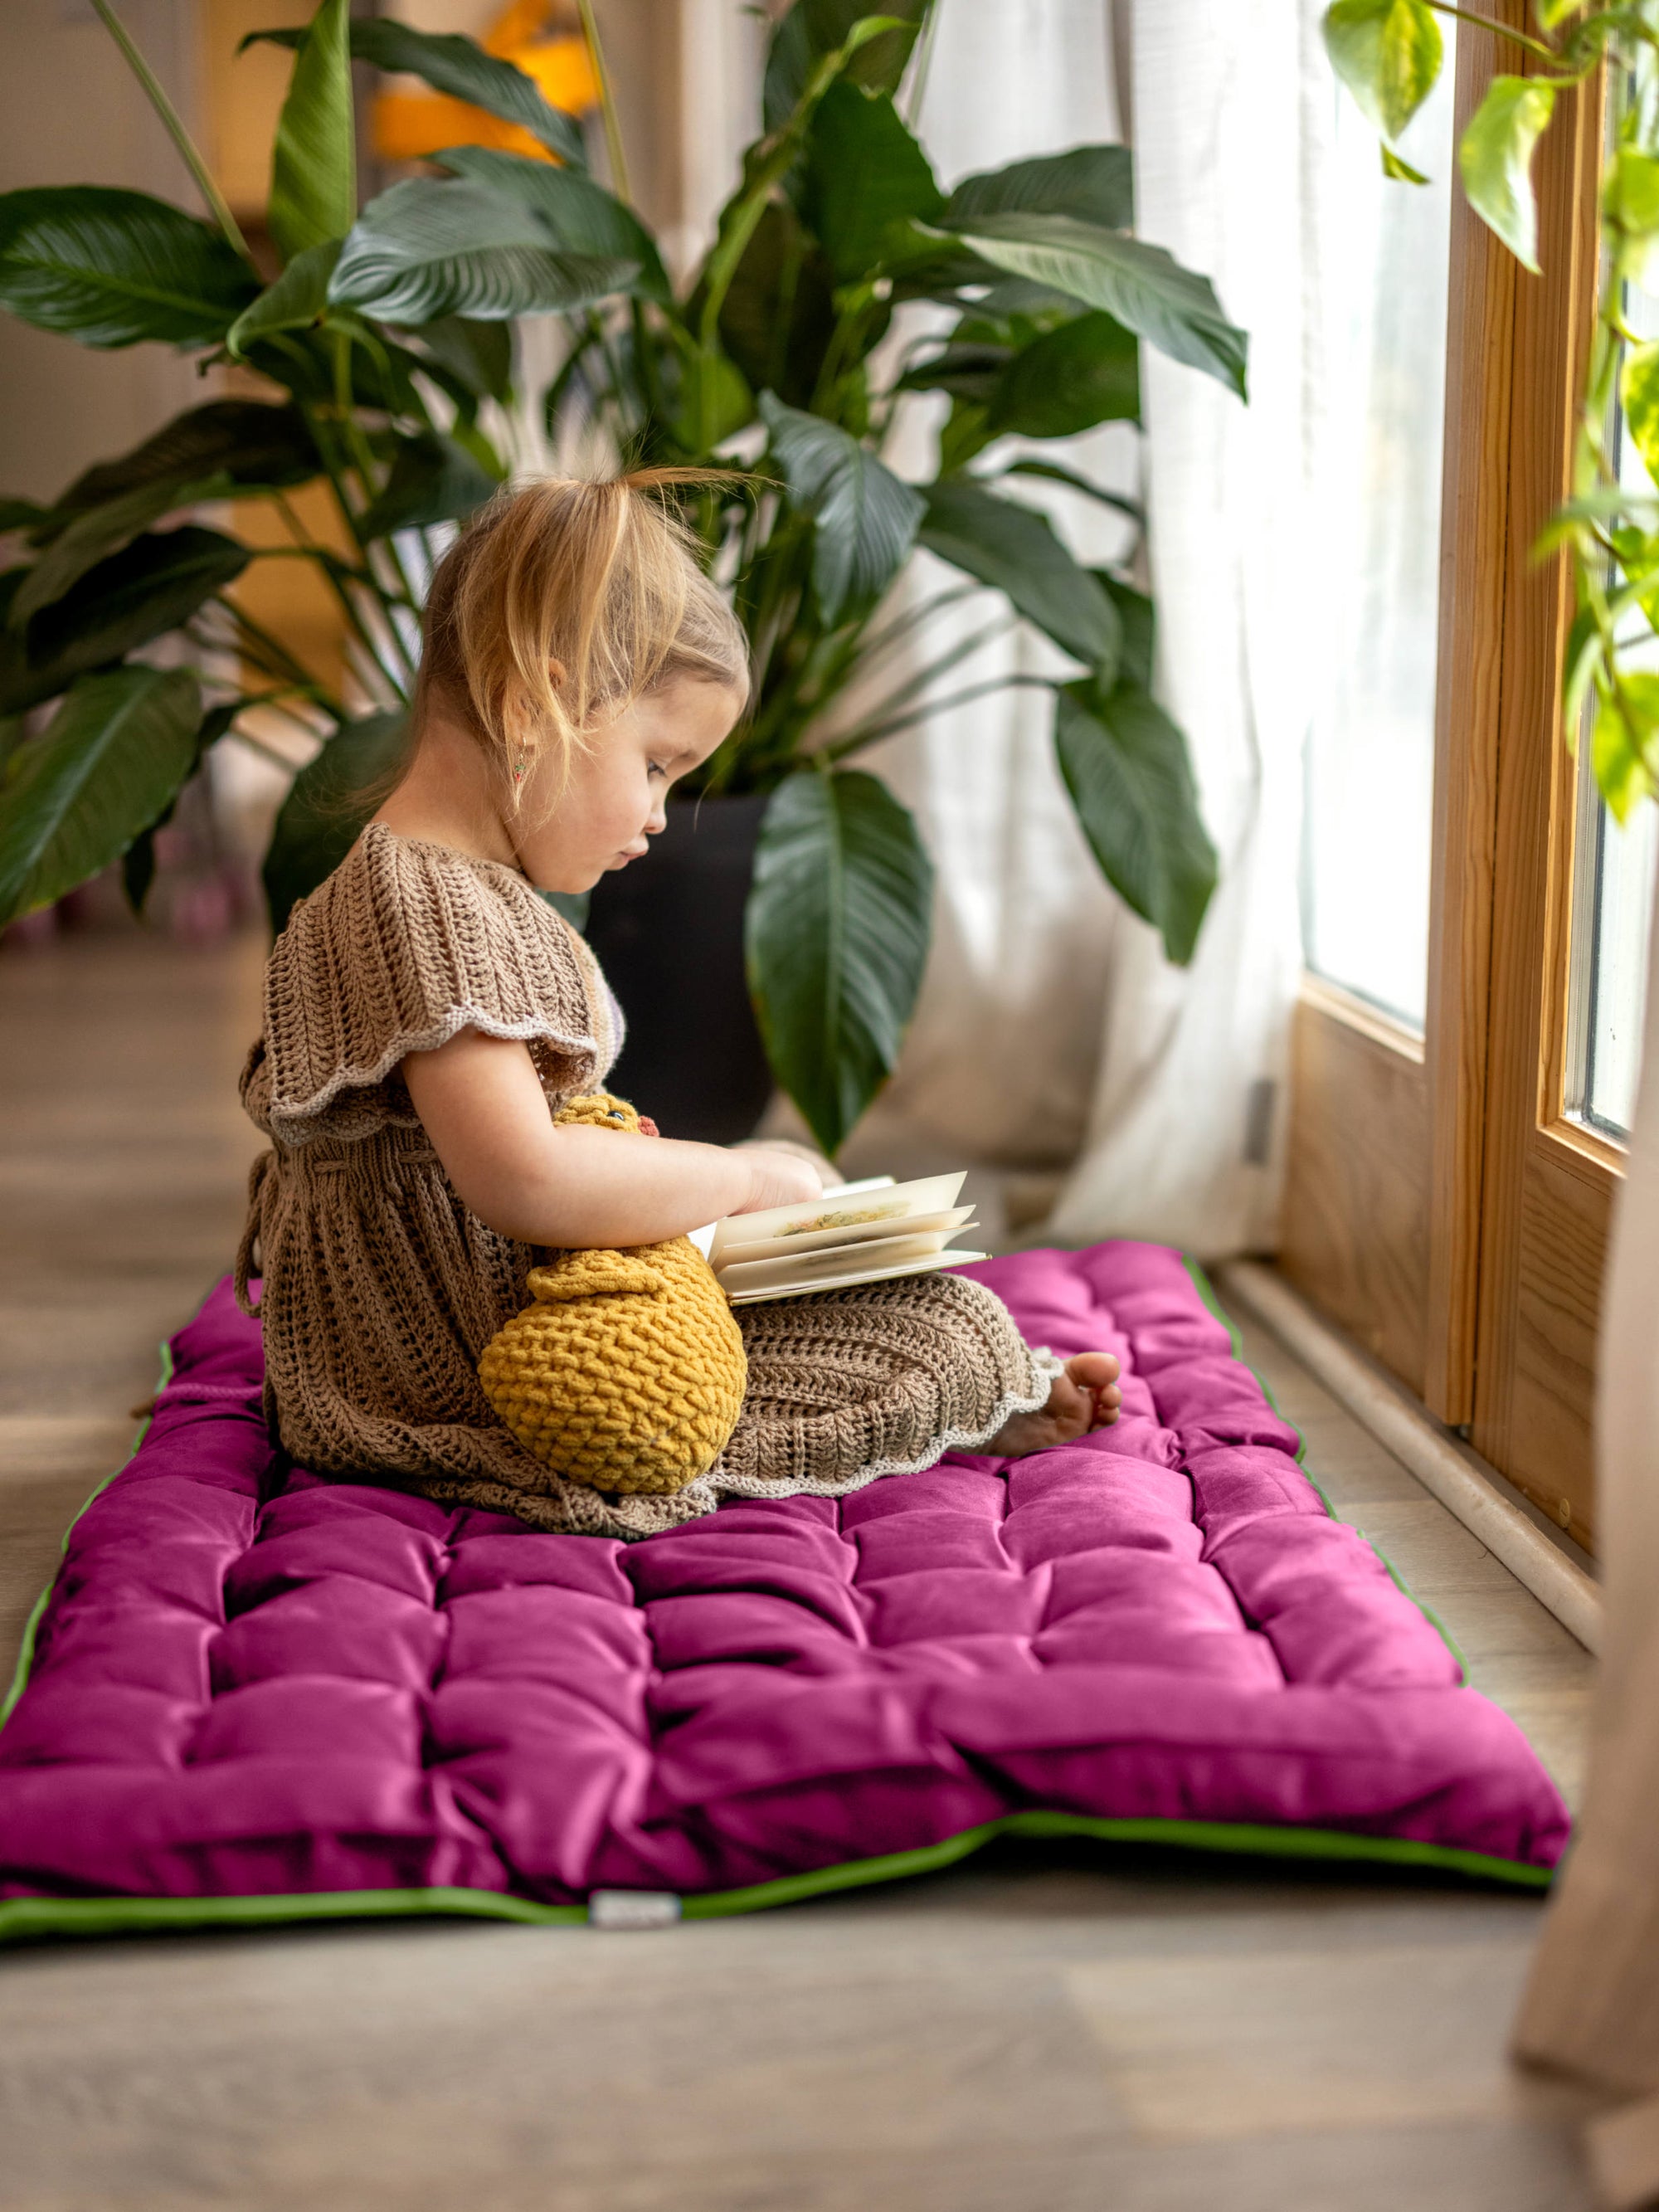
[477,1094,747,1495]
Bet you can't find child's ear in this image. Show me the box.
[547,658,567,690]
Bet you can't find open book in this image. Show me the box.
[692,1172,987,1306]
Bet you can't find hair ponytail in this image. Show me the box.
[414,467,749,806]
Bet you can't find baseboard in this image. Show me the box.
[1214,1259,1603,1656]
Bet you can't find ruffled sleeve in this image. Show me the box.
[246,823,622,1147]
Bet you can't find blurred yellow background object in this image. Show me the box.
[373,0,599,163]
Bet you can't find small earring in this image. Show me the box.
[512,758,528,784]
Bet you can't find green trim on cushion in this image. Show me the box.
[0,1342,173,1731]
[0,1809,1552,1948]
[0,1283,1555,1951]
[1180,1255,1468,1676]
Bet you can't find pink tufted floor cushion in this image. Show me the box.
[0,1245,1568,1940]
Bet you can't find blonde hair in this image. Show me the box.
[414,469,750,802]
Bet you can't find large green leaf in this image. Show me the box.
[249,324,436,419]
[1000,455,1145,526]
[358,432,499,540]
[669,346,753,455]
[0,666,201,925]
[897,341,1011,407]
[943,145,1134,232]
[1096,575,1155,691]
[799,81,942,281]
[41,402,318,533]
[115,699,237,918]
[1053,680,1216,964]
[762,0,929,134]
[328,179,635,324]
[713,201,837,411]
[760,393,924,623]
[1458,75,1556,273]
[264,709,409,933]
[990,311,1140,436]
[411,315,513,405]
[1323,0,1444,144]
[1592,679,1659,824]
[433,146,669,303]
[0,527,250,715]
[12,472,239,625]
[1603,147,1659,290]
[935,212,1247,398]
[245,18,586,168]
[747,767,934,1156]
[1623,341,1659,490]
[268,0,353,266]
[698,14,907,358]
[226,240,341,357]
[918,478,1121,674]
[0,187,254,349]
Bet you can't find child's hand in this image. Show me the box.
[732,1147,826,1214]
[747,1136,836,1188]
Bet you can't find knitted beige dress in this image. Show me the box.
[236,823,1056,1538]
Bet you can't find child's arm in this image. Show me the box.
[402,1028,822,1248]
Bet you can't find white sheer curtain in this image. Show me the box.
[1514,880,1659,2205]
[823,2,1138,1206]
[815,0,1316,1263]
[1048,0,1321,1256]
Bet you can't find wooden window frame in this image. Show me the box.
[1281,5,1617,1551]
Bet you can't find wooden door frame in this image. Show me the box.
[1467,50,1615,1547]
[1281,4,1619,1544]
[1282,8,1522,1412]
[1419,3,1520,1425]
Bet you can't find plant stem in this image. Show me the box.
[90,0,255,265]
[1423,2,1567,65]
[630,297,667,426]
[213,594,345,722]
[577,0,632,205]
[833,614,1016,741]
[823,672,1055,759]
[903,0,943,127]
[858,582,984,668]
[216,709,319,770]
[319,559,411,701]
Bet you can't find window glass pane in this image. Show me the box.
[1300,31,1457,1030]
[1569,263,1659,1140]
[1571,797,1657,1137]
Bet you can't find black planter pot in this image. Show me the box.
[581,792,774,1143]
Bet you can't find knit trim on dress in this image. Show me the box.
[690,1346,1066,1511]
[267,1006,601,1147]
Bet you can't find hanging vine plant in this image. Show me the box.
[1324,0,1659,821]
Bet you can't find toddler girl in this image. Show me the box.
[236,474,1121,1537]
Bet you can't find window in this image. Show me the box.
[1282,27,1622,1550]
[1567,256,1659,1139]
[1569,775,1658,1138]
[1301,29,1458,1029]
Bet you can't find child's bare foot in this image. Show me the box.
[985,1352,1122,1459]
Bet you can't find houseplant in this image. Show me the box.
[1322,0,1659,823]
[0,0,1246,1156]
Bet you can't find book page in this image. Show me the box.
[707,1172,967,1263]
[722,1249,990,1306]
[714,1205,975,1267]
[715,1226,973,1296]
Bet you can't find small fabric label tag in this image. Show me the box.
[587,1889,682,1931]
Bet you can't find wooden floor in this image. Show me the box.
[0,932,1598,2212]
